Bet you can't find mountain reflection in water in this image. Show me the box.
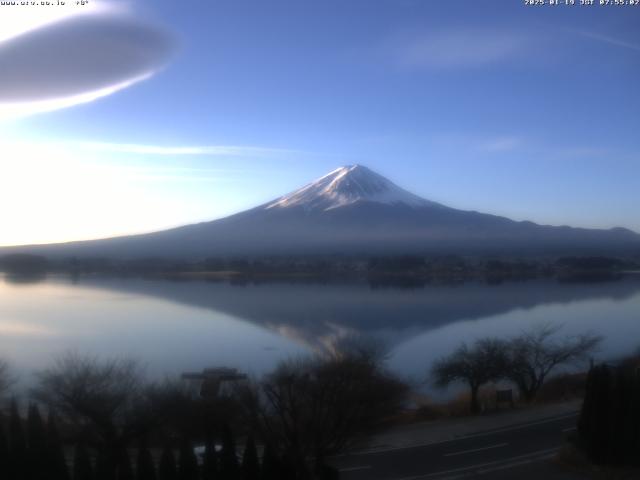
[1,274,639,391]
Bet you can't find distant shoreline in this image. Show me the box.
[1,252,638,286]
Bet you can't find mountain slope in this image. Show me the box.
[3,165,640,259]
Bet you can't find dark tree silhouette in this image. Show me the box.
[46,411,70,480]
[259,444,282,480]
[578,364,640,466]
[27,404,48,480]
[238,346,406,478]
[32,353,166,473]
[9,399,27,480]
[158,445,178,480]
[432,338,509,414]
[506,324,601,402]
[241,436,260,480]
[202,442,218,480]
[219,425,240,479]
[116,451,134,480]
[136,439,157,480]
[73,443,94,480]
[178,439,198,480]
[0,425,10,480]
[95,449,116,480]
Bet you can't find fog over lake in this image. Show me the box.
[1,274,639,394]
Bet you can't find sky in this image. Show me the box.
[0,0,639,246]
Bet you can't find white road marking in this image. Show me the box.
[443,442,508,457]
[476,453,556,475]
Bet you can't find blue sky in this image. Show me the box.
[0,0,639,245]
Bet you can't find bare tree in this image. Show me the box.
[505,323,602,402]
[238,349,407,478]
[431,338,509,414]
[31,352,164,474]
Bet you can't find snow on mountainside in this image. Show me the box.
[265,165,442,211]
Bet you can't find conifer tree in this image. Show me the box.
[178,439,198,480]
[116,451,134,480]
[577,364,640,466]
[219,425,239,480]
[577,366,595,442]
[630,369,640,467]
[240,436,260,480]
[0,425,10,479]
[136,439,156,480]
[202,442,218,480]
[73,443,94,480]
[259,444,280,480]
[95,450,116,480]
[9,399,27,480]
[158,445,177,480]
[591,365,612,465]
[46,411,70,480]
[578,365,609,464]
[27,404,48,480]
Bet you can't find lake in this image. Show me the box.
[1,274,639,394]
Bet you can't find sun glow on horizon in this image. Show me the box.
[0,140,220,247]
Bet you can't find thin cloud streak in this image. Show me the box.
[128,175,239,183]
[391,28,528,69]
[78,141,305,157]
[575,30,640,52]
[478,137,522,153]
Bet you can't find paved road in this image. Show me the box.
[332,412,580,479]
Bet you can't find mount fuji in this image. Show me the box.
[4,165,640,259]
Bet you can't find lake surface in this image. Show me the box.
[1,274,639,394]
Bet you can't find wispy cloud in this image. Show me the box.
[575,30,640,53]
[478,137,522,153]
[391,28,528,69]
[77,142,300,157]
[555,146,611,159]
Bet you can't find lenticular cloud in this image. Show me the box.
[0,9,175,115]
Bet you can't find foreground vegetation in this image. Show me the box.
[0,339,406,480]
[431,324,602,413]
[0,324,621,479]
[551,356,640,478]
[577,361,640,466]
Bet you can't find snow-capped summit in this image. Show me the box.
[265,164,440,211]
